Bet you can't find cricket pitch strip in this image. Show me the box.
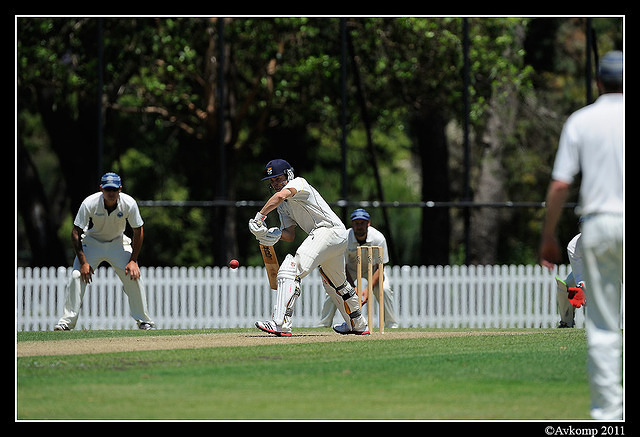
[17,330,538,357]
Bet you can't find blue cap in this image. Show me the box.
[100,172,122,189]
[351,208,370,221]
[262,159,293,180]
[598,50,623,84]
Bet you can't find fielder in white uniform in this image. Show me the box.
[54,172,155,331]
[555,232,586,328]
[249,159,369,336]
[539,51,623,420]
[319,208,399,328]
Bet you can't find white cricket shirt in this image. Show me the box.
[551,93,623,216]
[74,192,144,242]
[276,177,344,234]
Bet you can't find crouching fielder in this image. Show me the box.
[54,172,154,331]
[249,159,369,337]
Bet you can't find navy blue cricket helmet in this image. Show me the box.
[261,159,294,181]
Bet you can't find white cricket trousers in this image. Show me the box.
[581,214,623,420]
[57,235,154,329]
[294,226,348,282]
[292,226,367,332]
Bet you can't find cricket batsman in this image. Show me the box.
[249,159,370,336]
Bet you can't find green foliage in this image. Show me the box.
[17,17,623,267]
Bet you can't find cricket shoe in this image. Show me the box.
[53,323,70,331]
[255,320,292,337]
[332,322,370,335]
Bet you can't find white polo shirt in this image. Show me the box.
[551,93,623,216]
[74,192,144,242]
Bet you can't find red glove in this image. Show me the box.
[568,284,586,308]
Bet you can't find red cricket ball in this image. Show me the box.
[229,259,239,269]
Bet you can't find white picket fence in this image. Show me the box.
[16,264,590,331]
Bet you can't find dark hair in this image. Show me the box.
[599,78,623,93]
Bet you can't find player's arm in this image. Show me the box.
[71,225,93,283]
[259,187,297,216]
[250,184,297,244]
[126,226,143,280]
[539,179,570,269]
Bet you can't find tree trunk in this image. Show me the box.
[468,23,525,265]
[17,140,67,266]
[19,83,101,266]
[36,93,100,214]
[412,110,450,266]
[468,147,507,265]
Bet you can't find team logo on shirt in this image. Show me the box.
[117,212,124,218]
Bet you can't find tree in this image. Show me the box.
[17,17,623,268]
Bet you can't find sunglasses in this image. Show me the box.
[103,187,120,192]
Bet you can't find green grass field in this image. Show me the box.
[16,328,590,421]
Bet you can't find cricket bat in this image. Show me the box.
[260,244,279,290]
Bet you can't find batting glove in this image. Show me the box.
[249,212,268,238]
[567,282,586,308]
[258,227,282,246]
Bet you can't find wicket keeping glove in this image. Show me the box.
[567,282,586,308]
